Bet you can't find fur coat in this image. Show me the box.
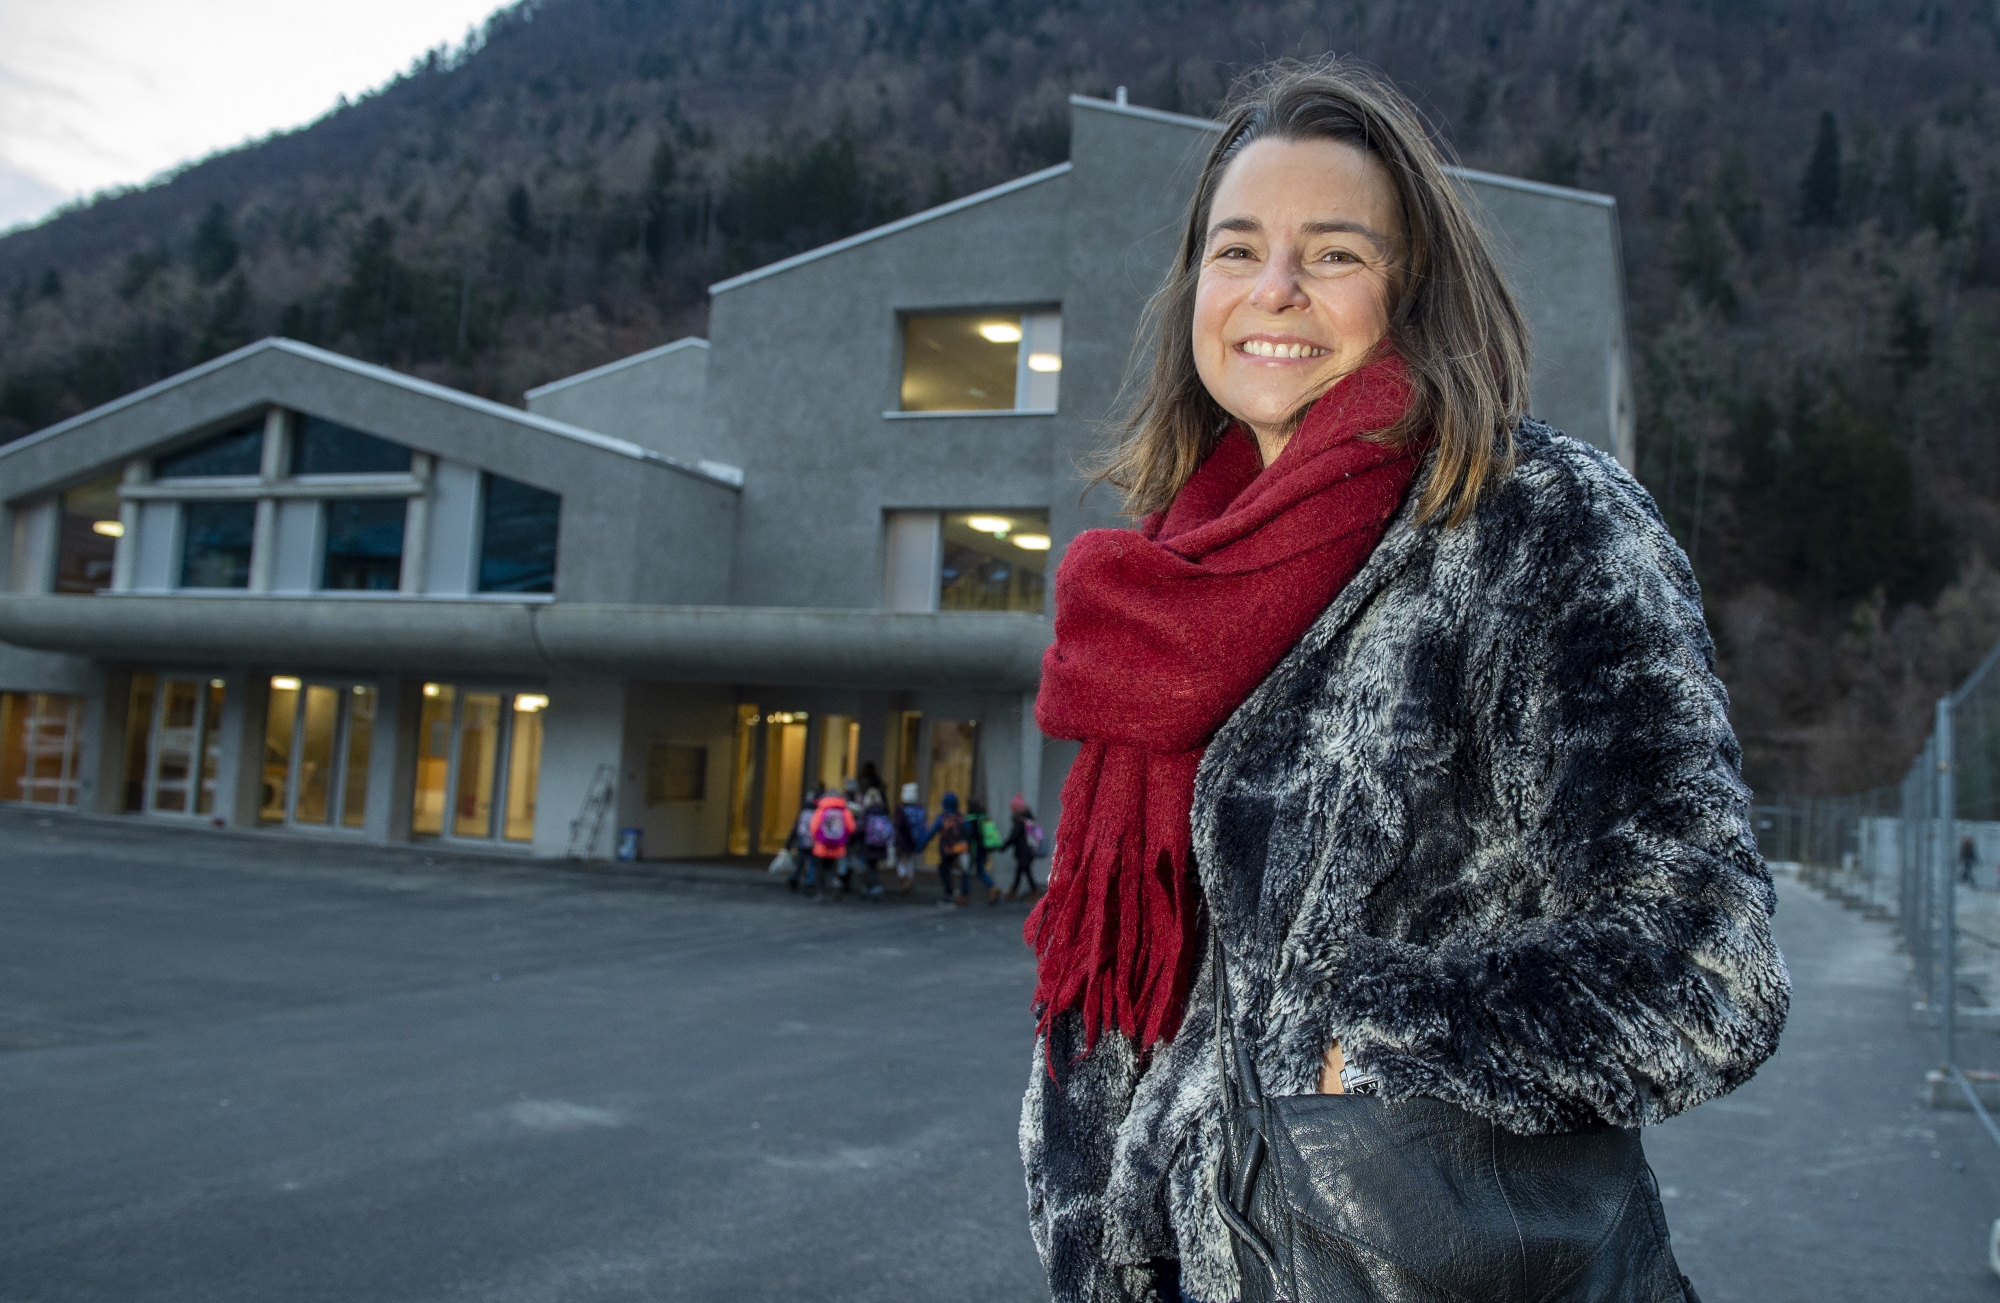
[1019,422,1791,1303]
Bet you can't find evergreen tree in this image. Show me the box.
[1798,110,1842,226]
[191,203,239,285]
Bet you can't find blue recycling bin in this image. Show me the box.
[616,828,642,862]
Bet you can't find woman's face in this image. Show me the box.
[1192,136,1403,463]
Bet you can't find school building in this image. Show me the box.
[0,95,1634,860]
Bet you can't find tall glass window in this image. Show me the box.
[261,677,300,823]
[726,703,758,857]
[454,694,502,837]
[55,475,121,595]
[412,683,456,837]
[261,676,378,830]
[0,692,83,806]
[321,499,406,591]
[155,424,263,479]
[504,694,545,842]
[180,501,256,588]
[939,511,1050,612]
[342,687,376,829]
[142,677,223,815]
[478,475,560,593]
[293,417,412,475]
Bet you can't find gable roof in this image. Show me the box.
[0,337,742,497]
[524,335,709,401]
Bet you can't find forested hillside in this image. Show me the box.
[3,0,1997,799]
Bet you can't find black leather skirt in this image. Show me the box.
[1218,1091,1701,1303]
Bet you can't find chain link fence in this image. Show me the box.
[1762,641,2000,1147]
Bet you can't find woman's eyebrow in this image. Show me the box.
[1205,216,1390,252]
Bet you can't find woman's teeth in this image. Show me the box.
[1240,340,1329,358]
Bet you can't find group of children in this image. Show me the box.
[780,778,1044,905]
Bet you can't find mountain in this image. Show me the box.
[3,0,1998,800]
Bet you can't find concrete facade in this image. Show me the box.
[0,95,1634,866]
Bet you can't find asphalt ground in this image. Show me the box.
[3,810,1998,1301]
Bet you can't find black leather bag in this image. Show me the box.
[1211,941,1700,1303]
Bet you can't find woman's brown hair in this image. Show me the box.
[1094,60,1531,525]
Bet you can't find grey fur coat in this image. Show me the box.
[1019,422,1790,1303]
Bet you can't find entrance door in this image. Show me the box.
[408,682,547,844]
[144,676,226,816]
[756,711,810,853]
[260,676,378,830]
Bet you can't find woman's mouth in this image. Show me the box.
[1238,339,1330,359]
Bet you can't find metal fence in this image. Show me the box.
[1764,639,2000,1145]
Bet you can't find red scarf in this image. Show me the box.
[1026,353,1423,1054]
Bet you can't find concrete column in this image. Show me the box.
[400,454,434,594]
[371,677,423,845]
[214,667,259,828]
[73,664,117,814]
[90,668,134,814]
[1019,689,1043,816]
[532,676,629,858]
[111,461,146,592]
[249,407,286,593]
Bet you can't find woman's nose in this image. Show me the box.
[1247,252,1310,314]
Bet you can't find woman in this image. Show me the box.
[1020,62,1788,1303]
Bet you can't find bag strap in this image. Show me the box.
[1209,926,1284,1288]
[1211,926,1265,1111]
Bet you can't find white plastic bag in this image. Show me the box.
[768,849,794,875]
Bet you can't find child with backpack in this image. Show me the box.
[809,787,855,900]
[855,789,892,898]
[966,797,1002,905]
[893,782,929,895]
[929,792,973,906]
[785,786,823,893]
[1004,792,1044,900]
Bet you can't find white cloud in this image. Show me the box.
[0,0,513,230]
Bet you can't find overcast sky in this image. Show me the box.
[0,0,514,233]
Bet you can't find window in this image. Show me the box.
[478,474,560,593]
[179,500,256,588]
[940,511,1050,612]
[899,310,1061,413]
[409,682,547,843]
[155,423,263,479]
[321,498,407,590]
[293,416,412,475]
[260,676,379,829]
[647,743,708,805]
[55,474,121,595]
[138,676,226,815]
[0,692,83,806]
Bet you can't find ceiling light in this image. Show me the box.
[210,679,226,689]
[91,519,124,537]
[514,693,549,713]
[1013,534,1052,551]
[423,683,441,697]
[965,515,1012,535]
[271,676,301,691]
[1027,353,1062,373]
[978,322,1023,343]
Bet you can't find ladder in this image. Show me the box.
[566,763,617,860]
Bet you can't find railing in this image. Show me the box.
[1771,637,2000,1151]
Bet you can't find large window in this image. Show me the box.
[940,511,1049,612]
[293,417,412,475]
[410,682,546,843]
[55,474,121,595]
[260,676,377,829]
[478,474,560,594]
[179,501,256,588]
[155,423,263,479]
[0,692,83,807]
[122,674,226,816]
[321,499,407,590]
[899,310,1061,413]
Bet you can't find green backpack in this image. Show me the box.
[979,814,1004,850]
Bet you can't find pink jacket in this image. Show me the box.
[810,795,855,858]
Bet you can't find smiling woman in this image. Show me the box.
[1023,61,1783,1303]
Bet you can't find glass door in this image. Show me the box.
[757,711,810,853]
[411,683,547,844]
[260,675,378,831]
[144,676,225,816]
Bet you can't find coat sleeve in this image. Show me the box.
[1315,456,1790,1134]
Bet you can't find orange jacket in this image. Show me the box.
[809,795,855,857]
